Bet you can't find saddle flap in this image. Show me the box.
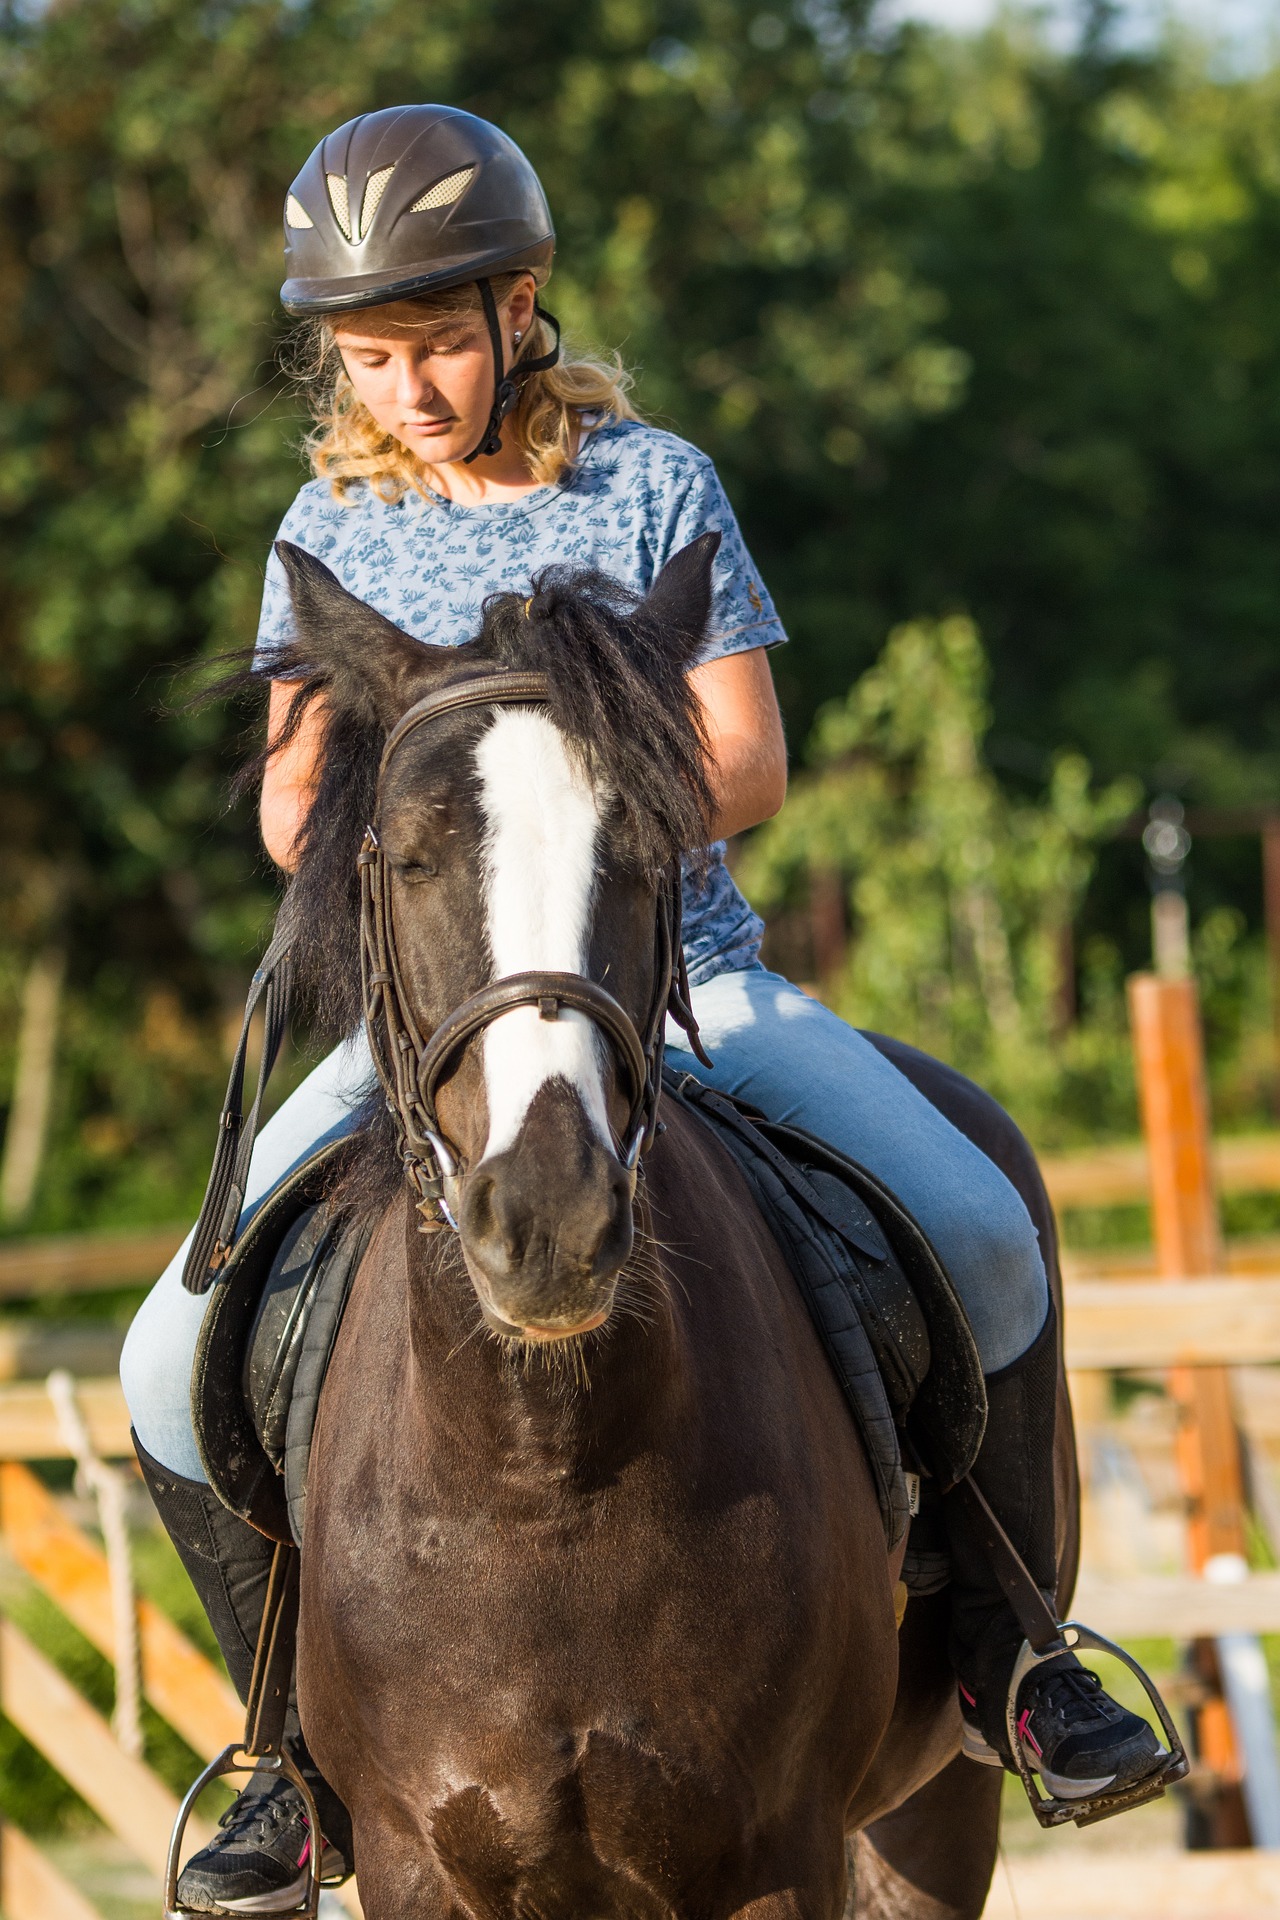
[665,1072,987,1504]
[192,1139,349,1542]
[245,1209,340,1467]
[758,1118,988,1492]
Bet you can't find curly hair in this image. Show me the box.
[285,273,638,502]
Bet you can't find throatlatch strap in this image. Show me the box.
[951,1473,1063,1654]
[182,910,294,1294]
[244,1542,300,1758]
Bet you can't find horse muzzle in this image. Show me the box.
[457,1093,635,1339]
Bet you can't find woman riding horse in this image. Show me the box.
[120,105,1161,1913]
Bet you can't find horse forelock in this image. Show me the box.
[476,567,712,879]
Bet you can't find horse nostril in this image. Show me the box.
[464,1172,529,1266]
[463,1172,498,1244]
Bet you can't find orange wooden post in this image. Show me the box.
[1128,971,1251,1845]
[1265,817,1280,1072]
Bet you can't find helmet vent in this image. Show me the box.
[410,165,475,213]
[326,172,352,241]
[359,166,395,239]
[285,194,314,230]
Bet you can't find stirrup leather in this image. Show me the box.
[1005,1622,1189,1829]
[165,1543,325,1918]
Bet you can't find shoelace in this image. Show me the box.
[217,1788,303,1847]
[1031,1664,1114,1730]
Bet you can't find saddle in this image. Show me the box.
[193,1077,985,1566]
[189,1078,1189,1836]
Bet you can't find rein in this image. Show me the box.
[358,669,709,1232]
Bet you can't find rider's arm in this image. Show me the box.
[260,679,327,873]
[690,645,787,840]
[259,646,787,871]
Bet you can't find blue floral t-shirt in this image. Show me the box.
[255,418,786,986]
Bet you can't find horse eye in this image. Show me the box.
[394,858,438,882]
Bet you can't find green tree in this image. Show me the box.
[738,615,1139,1142]
[4,2,1280,1223]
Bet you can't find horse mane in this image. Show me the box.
[270,562,714,1217]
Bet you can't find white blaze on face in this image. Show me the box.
[475,708,612,1159]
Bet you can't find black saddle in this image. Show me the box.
[193,1082,985,1562]
[192,1138,371,1545]
[663,1072,986,1554]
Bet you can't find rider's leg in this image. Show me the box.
[668,964,1048,1373]
[122,1034,373,1905]
[669,966,1162,1795]
[134,1436,353,1904]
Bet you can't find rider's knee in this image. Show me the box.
[949,1174,1049,1376]
[119,1271,208,1480]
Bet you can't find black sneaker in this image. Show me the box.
[177,1773,344,1914]
[960,1652,1167,1800]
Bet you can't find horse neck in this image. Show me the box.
[399,1184,685,1492]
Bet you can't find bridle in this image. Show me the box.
[358,669,709,1233]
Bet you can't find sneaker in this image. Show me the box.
[959,1653,1167,1800]
[176,1773,344,1914]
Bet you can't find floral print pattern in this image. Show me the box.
[254,419,787,985]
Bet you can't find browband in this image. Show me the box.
[378,671,552,776]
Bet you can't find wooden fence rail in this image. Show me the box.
[0,1123,1271,1300]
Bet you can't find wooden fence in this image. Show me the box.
[0,1454,362,1918]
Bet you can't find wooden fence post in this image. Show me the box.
[1128,971,1254,1846]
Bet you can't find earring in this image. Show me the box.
[512,330,523,345]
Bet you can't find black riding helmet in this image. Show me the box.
[281,105,560,462]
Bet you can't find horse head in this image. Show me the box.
[272,532,718,1343]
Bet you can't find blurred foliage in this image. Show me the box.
[0,0,1279,1221]
[741,615,1141,1144]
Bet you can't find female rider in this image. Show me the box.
[120,105,1161,1915]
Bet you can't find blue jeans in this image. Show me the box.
[120,967,1047,1481]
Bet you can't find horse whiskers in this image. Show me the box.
[629,1226,693,1309]
[634,1202,712,1278]
[445,1307,490,1366]
[484,1322,596,1395]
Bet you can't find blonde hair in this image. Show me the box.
[289,274,638,502]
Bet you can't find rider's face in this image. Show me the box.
[332,278,536,470]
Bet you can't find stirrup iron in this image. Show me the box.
[163,1744,323,1920]
[1005,1622,1190,1829]
[951,1473,1189,1828]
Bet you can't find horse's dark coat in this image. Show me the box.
[274,544,1076,1919]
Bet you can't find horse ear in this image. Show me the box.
[273,541,453,730]
[632,531,721,664]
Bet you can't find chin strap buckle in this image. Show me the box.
[1006,1621,1190,1829]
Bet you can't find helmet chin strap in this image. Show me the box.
[463,277,562,465]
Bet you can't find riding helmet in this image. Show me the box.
[280,105,555,316]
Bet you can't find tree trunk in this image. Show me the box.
[1,942,67,1223]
